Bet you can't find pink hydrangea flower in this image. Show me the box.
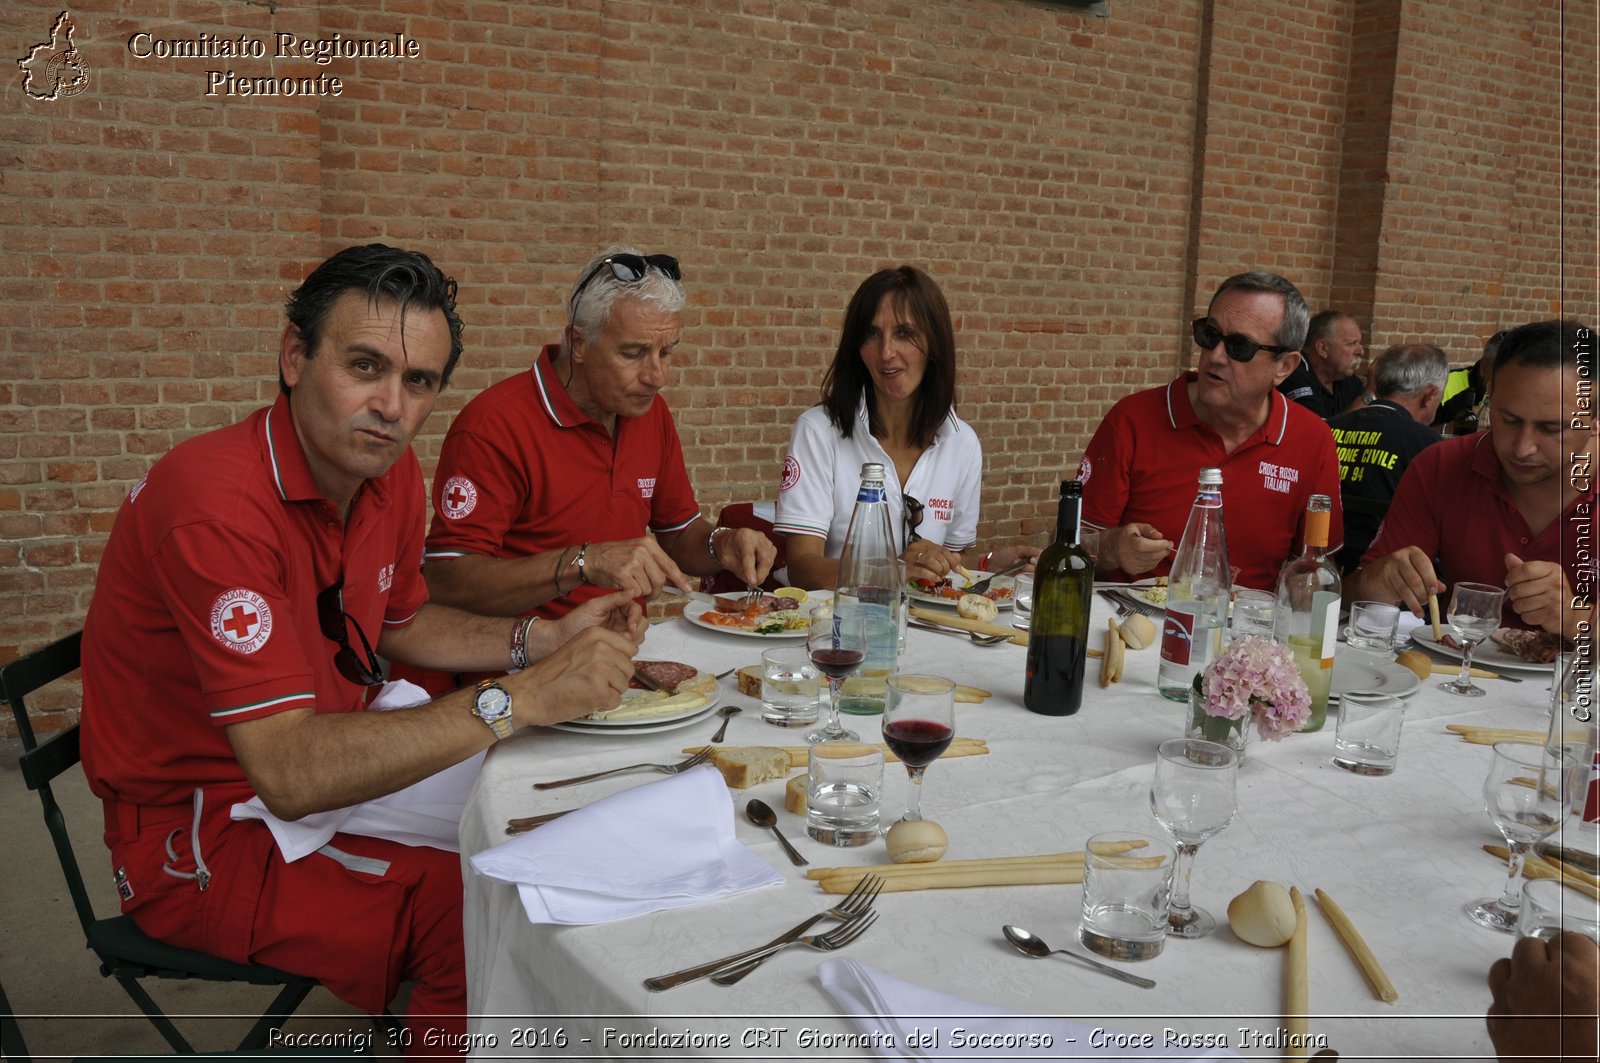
[1200,636,1312,741]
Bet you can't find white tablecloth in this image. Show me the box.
[459,596,1579,1060]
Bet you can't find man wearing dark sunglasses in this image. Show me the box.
[79,245,645,1048]
[1076,271,1345,591]
[415,246,775,658]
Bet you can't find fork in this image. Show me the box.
[642,874,882,991]
[532,746,712,791]
[706,911,878,982]
[710,874,884,985]
[742,583,764,608]
[965,559,1028,596]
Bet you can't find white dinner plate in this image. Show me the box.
[552,691,723,735]
[1410,629,1557,673]
[681,593,822,639]
[1328,656,1421,700]
[906,573,1014,610]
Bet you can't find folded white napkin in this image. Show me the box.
[1396,610,1426,642]
[818,959,1241,1062]
[231,679,485,862]
[469,763,783,925]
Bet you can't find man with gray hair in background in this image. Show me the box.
[1326,342,1448,574]
[415,248,775,663]
[1277,309,1368,418]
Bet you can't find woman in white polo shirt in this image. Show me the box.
[774,265,1037,590]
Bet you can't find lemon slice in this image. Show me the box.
[773,586,809,605]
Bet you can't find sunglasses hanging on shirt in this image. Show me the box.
[317,580,385,687]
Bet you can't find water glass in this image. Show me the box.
[1080,523,1104,567]
[1346,601,1401,653]
[1012,573,1034,630]
[1230,589,1276,639]
[759,646,821,728]
[1332,692,1406,775]
[806,742,883,846]
[1079,831,1177,961]
[1518,877,1600,942]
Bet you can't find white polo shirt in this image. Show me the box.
[774,401,982,557]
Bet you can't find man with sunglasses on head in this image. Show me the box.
[79,244,645,1050]
[1076,271,1344,591]
[414,246,775,646]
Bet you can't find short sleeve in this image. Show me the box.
[945,430,982,551]
[1079,400,1135,528]
[1361,446,1443,565]
[424,426,529,561]
[773,410,837,542]
[647,407,701,534]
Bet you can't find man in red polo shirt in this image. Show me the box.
[79,245,644,1050]
[418,247,775,623]
[1351,318,1594,640]
[1079,271,1344,591]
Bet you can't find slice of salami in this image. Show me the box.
[632,660,701,692]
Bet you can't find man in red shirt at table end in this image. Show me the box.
[1079,271,1344,591]
[79,245,645,1050]
[1349,318,1594,641]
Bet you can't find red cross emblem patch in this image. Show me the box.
[441,475,478,519]
[209,588,272,654]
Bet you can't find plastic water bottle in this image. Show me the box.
[1157,468,1232,703]
[835,462,900,689]
[1272,494,1341,732]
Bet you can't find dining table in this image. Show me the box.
[457,589,1584,1060]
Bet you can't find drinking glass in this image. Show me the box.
[806,596,866,744]
[1230,589,1276,640]
[1012,573,1034,631]
[1345,601,1401,653]
[1468,741,1577,932]
[1149,738,1239,938]
[1439,581,1506,698]
[881,674,955,823]
[1079,522,1104,567]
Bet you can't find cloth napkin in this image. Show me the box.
[231,679,485,862]
[469,763,783,925]
[818,959,1242,1062]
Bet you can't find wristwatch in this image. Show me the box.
[473,679,514,741]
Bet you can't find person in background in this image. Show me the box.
[1326,342,1448,574]
[1434,328,1508,435]
[1349,319,1593,639]
[1486,931,1599,1062]
[1276,309,1367,418]
[1079,270,1344,590]
[79,245,645,1047]
[774,266,1038,590]
[418,246,775,624]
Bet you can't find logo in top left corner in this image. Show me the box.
[18,11,91,101]
[210,589,272,654]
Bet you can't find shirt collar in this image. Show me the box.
[262,391,392,509]
[853,395,963,443]
[531,344,592,429]
[1166,372,1290,446]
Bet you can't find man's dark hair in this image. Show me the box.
[280,243,465,394]
[820,266,957,450]
[1303,310,1349,354]
[1209,271,1310,354]
[1493,319,1594,380]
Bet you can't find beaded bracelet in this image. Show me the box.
[576,541,591,585]
[509,616,535,670]
[552,545,574,597]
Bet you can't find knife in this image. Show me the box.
[965,559,1029,596]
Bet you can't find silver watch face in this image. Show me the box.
[476,686,512,721]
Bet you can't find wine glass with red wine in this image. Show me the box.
[806,596,867,744]
[882,673,956,822]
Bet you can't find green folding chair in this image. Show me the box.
[1,631,323,1053]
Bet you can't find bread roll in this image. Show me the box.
[1228,879,1298,947]
[710,746,789,789]
[958,594,999,623]
[885,819,948,863]
[1120,613,1157,650]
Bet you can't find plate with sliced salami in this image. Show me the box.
[1411,628,1561,673]
[550,662,723,734]
[682,592,821,638]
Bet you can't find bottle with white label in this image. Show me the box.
[1272,494,1340,732]
[1157,468,1232,703]
[834,462,900,708]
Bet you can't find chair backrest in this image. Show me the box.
[1,631,100,942]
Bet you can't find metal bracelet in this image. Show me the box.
[576,541,591,585]
[509,616,534,670]
[707,526,727,565]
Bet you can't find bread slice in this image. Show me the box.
[710,746,789,789]
[736,665,763,698]
[783,771,809,814]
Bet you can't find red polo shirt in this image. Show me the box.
[1079,373,1345,590]
[81,392,429,809]
[423,344,702,617]
[1361,432,1593,627]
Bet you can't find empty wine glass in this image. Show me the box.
[1468,741,1577,932]
[1439,581,1507,698]
[1149,737,1239,938]
[806,595,866,744]
[881,674,956,822]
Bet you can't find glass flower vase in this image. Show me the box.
[1187,682,1249,761]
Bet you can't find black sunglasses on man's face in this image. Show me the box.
[316,581,385,687]
[567,253,682,321]
[1192,317,1294,363]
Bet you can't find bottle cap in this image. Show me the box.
[1060,479,1082,498]
[1199,467,1223,486]
[1304,507,1331,548]
[860,462,885,481]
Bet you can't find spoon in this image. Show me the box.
[710,705,742,743]
[1001,924,1156,989]
[746,799,808,866]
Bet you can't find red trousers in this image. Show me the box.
[106,796,465,1054]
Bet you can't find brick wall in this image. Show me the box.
[2,0,1594,734]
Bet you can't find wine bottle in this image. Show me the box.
[1025,480,1094,716]
[1272,494,1340,732]
[835,463,900,709]
[1157,468,1232,703]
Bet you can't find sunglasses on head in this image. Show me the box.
[1192,317,1295,363]
[567,253,682,320]
[316,580,385,687]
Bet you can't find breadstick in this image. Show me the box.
[1100,618,1117,687]
[1285,886,1310,1063]
[1427,593,1442,641]
[806,841,1152,881]
[1111,618,1126,680]
[907,607,1029,645]
[1313,888,1398,1003]
[1484,845,1600,901]
[1542,854,1600,891]
[818,865,1085,893]
[686,739,989,769]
